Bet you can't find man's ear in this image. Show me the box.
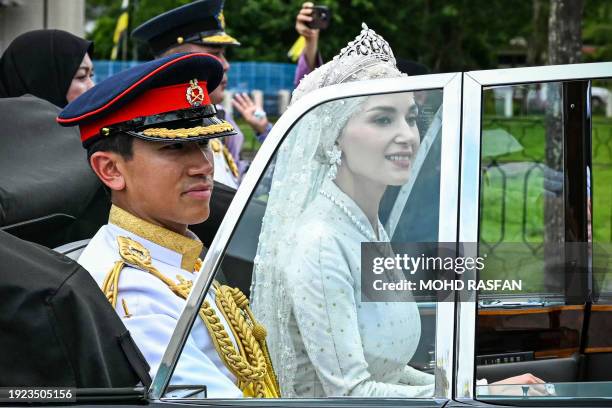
[89,151,127,191]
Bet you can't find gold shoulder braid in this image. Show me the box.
[222,144,239,178]
[210,139,239,178]
[208,281,279,398]
[102,236,280,398]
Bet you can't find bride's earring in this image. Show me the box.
[326,144,342,180]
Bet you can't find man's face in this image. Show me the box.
[116,138,214,233]
[163,43,229,104]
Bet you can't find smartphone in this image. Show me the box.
[307,5,331,30]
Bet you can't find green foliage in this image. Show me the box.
[87,0,192,60]
[86,0,610,70]
[223,0,533,71]
[478,115,612,292]
[583,0,612,62]
[89,15,117,59]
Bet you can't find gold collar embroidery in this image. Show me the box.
[109,205,202,271]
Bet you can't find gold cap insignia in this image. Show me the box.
[186,79,205,107]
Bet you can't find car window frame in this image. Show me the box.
[455,61,612,403]
[147,72,464,403]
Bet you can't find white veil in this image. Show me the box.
[250,24,405,397]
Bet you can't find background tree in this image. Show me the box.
[87,0,608,70]
[543,0,584,291]
[527,0,549,66]
[548,0,584,65]
[87,0,192,61]
[582,0,612,62]
[87,0,532,71]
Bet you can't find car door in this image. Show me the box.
[453,62,612,406]
[146,72,463,407]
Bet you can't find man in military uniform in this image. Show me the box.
[57,53,278,398]
[132,0,272,185]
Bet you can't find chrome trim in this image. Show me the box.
[467,61,612,86]
[434,72,463,398]
[455,73,483,400]
[158,397,450,407]
[149,72,460,400]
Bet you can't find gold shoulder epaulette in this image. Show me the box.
[102,236,153,308]
[118,236,153,269]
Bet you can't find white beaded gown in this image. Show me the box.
[284,178,434,397]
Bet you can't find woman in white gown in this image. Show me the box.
[250,24,544,398]
[251,24,434,398]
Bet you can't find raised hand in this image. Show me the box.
[231,92,269,134]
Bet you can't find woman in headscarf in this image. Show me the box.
[0,29,94,107]
[0,30,101,248]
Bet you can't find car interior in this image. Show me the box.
[474,79,612,390]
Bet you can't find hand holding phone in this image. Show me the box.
[306,5,331,30]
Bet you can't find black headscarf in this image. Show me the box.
[0,29,93,108]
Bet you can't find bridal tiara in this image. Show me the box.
[291,23,402,104]
[334,23,396,65]
[321,23,400,87]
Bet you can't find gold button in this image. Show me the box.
[102,127,110,136]
[177,36,184,44]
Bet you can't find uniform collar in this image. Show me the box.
[108,205,202,271]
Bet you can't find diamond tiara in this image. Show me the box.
[290,23,402,104]
[333,23,396,65]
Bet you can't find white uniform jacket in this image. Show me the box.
[78,205,242,398]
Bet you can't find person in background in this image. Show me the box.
[293,4,432,87]
[0,29,94,107]
[0,30,101,247]
[294,2,323,88]
[131,0,248,248]
[132,0,271,183]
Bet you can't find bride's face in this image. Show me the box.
[337,92,420,187]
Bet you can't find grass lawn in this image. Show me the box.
[234,117,280,159]
[478,115,612,293]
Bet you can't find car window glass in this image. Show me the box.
[588,78,612,382]
[164,89,444,399]
[475,79,612,401]
[478,82,565,298]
